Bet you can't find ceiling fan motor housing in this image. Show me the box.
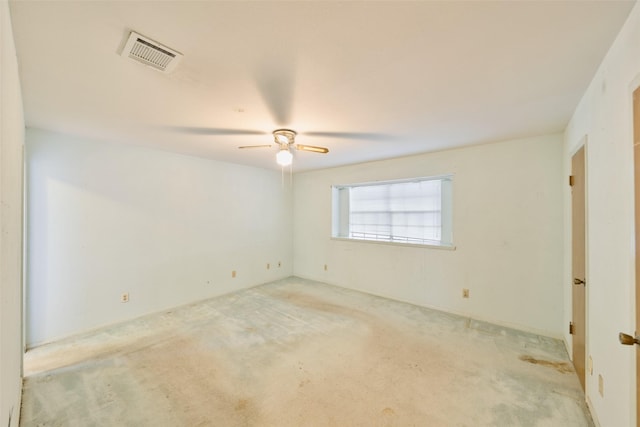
[273,129,297,146]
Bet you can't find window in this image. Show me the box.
[332,175,453,247]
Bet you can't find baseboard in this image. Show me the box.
[292,274,564,340]
[586,395,601,427]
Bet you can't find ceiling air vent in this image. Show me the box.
[121,31,182,73]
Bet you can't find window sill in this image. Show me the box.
[330,237,456,251]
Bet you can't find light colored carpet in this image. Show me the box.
[21,277,592,426]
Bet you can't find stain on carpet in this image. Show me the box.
[519,355,573,374]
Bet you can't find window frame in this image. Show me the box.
[331,175,455,250]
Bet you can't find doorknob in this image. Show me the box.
[619,332,640,346]
[573,278,586,285]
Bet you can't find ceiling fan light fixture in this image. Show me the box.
[276,148,293,166]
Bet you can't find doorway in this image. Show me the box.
[633,86,640,424]
[571,145,586,390]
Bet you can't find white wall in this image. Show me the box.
[293,134,564,337]
[0,2,24,426]
[26,129,292,347]
[563,3,640,426]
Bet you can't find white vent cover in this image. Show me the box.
[121,31,182,73]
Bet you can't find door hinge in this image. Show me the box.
[569,175,575,186]
[569,321,575,335]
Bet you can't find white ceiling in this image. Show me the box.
[9,0,636,172]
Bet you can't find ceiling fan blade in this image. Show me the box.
[253,59,295,126]
[167,126,267,136]
[303,131,391,141]
[296,144,329,154]
[238,145,272,149]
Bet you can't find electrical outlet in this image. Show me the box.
[324,264,328,271]
[267,263,270,270]
[462,289,470,298]
[588,356,593,375]
[121,293,129,303]
[232,270,236,278]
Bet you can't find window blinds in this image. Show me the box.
[349,180,443,244]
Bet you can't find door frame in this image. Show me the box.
[625,74,640,427]
[570,142,588,392]
[631,80,640,427]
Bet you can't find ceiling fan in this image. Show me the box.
[170,125,389,167]
[239,129,328,167]
[167,59,390,167]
